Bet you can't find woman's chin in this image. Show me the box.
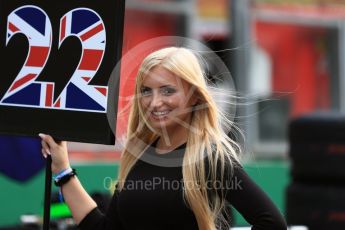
[149,119,173,130]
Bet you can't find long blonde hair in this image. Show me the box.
[118,47,242,230]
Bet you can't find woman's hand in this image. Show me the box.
[39,133,70,174]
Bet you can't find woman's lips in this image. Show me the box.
[150,110,171,120]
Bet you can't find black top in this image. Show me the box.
[78,141,287,230]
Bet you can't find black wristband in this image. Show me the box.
[54,168,77,187]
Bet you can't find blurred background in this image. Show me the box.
[2,0,345,229]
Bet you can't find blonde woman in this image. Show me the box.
[40,47,287,229]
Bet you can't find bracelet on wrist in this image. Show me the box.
[54,167,72,180]
[54,168,77,187]
[54,168,77,203]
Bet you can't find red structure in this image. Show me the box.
[256,22,331,117]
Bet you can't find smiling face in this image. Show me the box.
[139,66,198,133]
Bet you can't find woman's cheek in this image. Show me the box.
[140,98,150,109]
[168,94,183,106]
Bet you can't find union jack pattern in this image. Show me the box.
[0,6,108,113]
[1,5,52,107]
[56,8,107,112]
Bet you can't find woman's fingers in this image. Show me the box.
[41,140,50,153]
[41,148,47,158]
[39,133,57,149]
[40,136,49,159]
[39,133,70,173]
[41,147,51,158]
[39,133,56,159]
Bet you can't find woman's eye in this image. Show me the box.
[140,88,152,96]
[161,87,176,95]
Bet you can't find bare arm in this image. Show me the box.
[59,176,97,224]
[39,133,97,224]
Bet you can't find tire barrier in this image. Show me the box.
[287,112,345,230]
[287,183,345,230]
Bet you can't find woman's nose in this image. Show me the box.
[149,92,163,108]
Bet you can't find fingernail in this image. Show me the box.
[38,133,45,138]
[43,154,47,158]
[46,149,51,155]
